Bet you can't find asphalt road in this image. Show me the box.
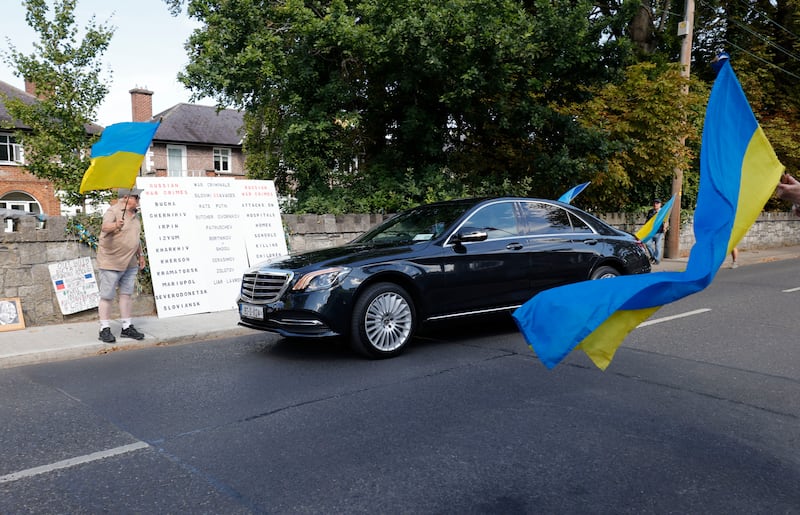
[1,259,799,513]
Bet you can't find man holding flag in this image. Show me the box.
[80,120,159,343]
[645,198,668,264]
[96,188,147,343]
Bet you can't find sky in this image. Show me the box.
[0,0,215,127]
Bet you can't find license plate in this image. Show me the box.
[240,303,264,319]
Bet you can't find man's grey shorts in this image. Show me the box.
[98,268,138,300]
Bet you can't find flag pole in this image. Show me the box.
[667,0,695,258]
[120,163,143,221]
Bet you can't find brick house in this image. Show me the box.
[2,81,245,226]
[0,79,84,220]
[129,88,245,178]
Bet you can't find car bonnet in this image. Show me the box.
[252,240,432,272]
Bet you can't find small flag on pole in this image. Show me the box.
[79,122,160,193]
[558,182,591,204]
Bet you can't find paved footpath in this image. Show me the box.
[1,245,799,369]
[0,308,260,370]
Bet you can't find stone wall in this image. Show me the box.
[285,211,800,255]
[4,211,800,327]
[1,216,154,327]
[603,211,800,257]
[282,213,392,252]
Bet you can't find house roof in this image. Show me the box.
[0,79,103,134]
[0,80,38,129]
[151,103,244,147]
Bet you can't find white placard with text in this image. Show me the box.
[138,177,288,318]
[239,180,287,264]
[49,257,100,315]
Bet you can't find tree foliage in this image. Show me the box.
[175,0,643,212]
[168,0,796,214]
[4,0,796,214]
[693,0,800,209]
[559,62,709,211]
[1,0,113,207]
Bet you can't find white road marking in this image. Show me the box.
[638,308,712,327]
[782,286,800,293]
[0,441,149,484]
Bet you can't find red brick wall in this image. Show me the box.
[0,165,61,215]
[25,79,37,96]
[148,142,246,177]
[130,88,153,122]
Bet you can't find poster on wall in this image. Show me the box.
[48,257,100,315]
[137,177,288,318]
[0,298,26,332]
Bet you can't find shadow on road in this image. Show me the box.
[246,311,522,362]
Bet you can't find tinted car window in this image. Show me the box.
[520,202,574,235]
[568,212,594,233]
[460,202,519,240]
[353,201,473,244]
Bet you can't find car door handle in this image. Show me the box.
[583,239,598,246]
[506,242,523,250]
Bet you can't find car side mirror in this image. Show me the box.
[453,230,488,243]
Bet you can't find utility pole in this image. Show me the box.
[667,0,695,258]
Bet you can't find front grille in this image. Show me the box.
[240,271,292,303]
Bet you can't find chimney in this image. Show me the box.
[24,79,37,96]
[130,87,154,122]
[24,79,47,99]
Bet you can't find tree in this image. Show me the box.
[691,0,800,176]
[167,0,798,214]
[559,62,709,211]
[1,0,114,207]
[171,0,641,213]
[677,0,800,213]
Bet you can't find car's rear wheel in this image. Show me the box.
[591,265,620,279]
[350,282,416,358]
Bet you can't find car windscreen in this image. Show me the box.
[353,202,474,244]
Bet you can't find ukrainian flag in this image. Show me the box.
[79,122,160,193]
[512,62,784,370]
[636,194,675,243]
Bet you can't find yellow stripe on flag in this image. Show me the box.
[635,218,656,241]
[79,152,148,193]
[729,127,784,251]
[576,306,661,370]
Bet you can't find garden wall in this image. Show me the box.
[3,212,800,326]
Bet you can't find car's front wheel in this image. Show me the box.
[350,282,416,358]
[591,265,620,279]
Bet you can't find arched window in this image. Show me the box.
[0,191,43,232]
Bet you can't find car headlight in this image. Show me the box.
[292,267,351,292]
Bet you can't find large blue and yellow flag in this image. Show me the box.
[512,62,784,370]
[79,122,160,193]
[635,195,675,243]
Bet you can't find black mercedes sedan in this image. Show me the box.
[238,197,651,358]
